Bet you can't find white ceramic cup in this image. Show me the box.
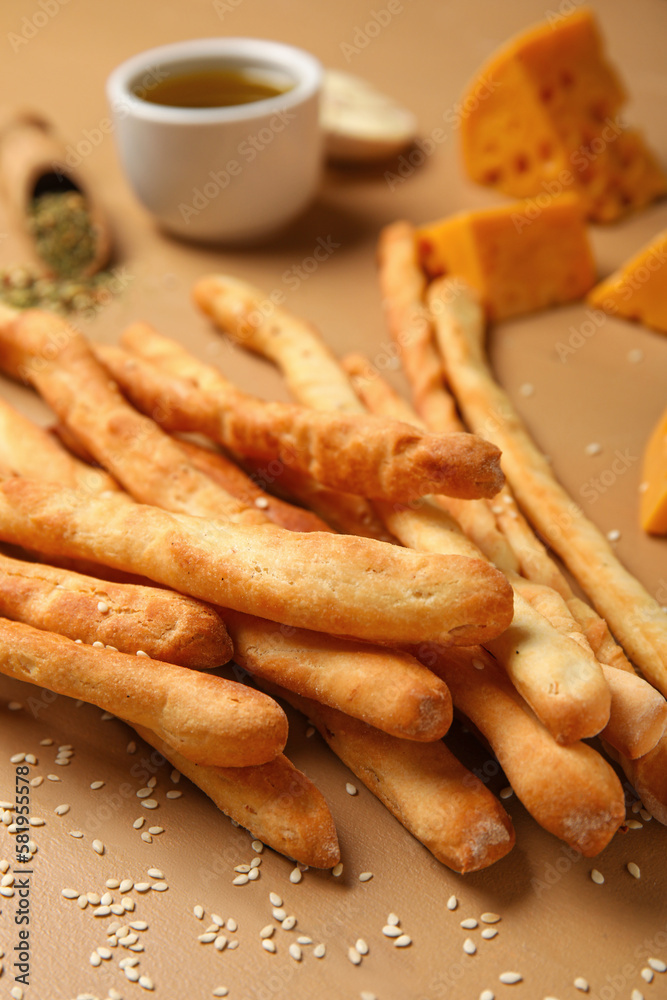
[106,37,323,243]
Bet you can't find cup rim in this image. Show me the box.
[106,36,322,123]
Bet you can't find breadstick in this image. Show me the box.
[0,394,119,494]
[106,323,505,502]
[0,616,287,767]
[0,476,514,645]
[134,726,341,868]
[264,683,515,873]
[0,550,233,668]
[0,308,266,525]
[173,437,332,533]
[422,644,625,856]
[428,277,667,698]
[221,609,453,741]
[605,735,667,826]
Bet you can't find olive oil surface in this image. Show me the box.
[136,68,292,108]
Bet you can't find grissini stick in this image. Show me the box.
[420,643,626,856]
[0,550,233,668]
[134,726,341,869]
[427,276,667,698]
[220,609,453,742]
[262,683,515,874]
[0,616,287,767]
[0,476,514,646]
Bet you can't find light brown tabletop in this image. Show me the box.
[0,1,666,999]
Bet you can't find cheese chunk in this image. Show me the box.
[587,229,667,334]
[416,195,596,322]
[460,9,667,222]
[640,404,667,535]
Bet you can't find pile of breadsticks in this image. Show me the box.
[0,224,664,875]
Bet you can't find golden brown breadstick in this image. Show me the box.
[428,277,667,698]
[134,726,341,868]
[173,437,332,533]
[0,616,287,767]
[0,394,120,494]
[193,273,364,413]
[221,609,452,741]
[0,308,265,525]
[0,551,233,667]
[0,476,514,646]
[605,735,667,826]
[106,323,505,503]
[265,684,515,873]
[421,644,625,856]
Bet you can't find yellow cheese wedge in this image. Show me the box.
[640,404,667,535]
[587,229,667,334]
[460,8,667,222]
[416,194,596,322]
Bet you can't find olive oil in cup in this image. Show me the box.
[136,67,294,109]
[106,38,323,243]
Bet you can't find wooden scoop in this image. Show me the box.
[0,108,112,277]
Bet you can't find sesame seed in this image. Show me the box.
[332,863,344,877]
[273,907,287,921]
[77,895,88,909]
[24,753,37,765]
[92,839,104,855]
[119,878,133,893]
[28,817,45,827]
[194,905,204,919]
[127,741,137,754]
[346,783,358,796]
[479,991,495,1000]
[481,913,501,924]
[472,658,485,670]
[166,790,182,799]
[119,956,139,968]
[93,641,105,648]
[47,774,61,782]
[10,989,23,1000]
[97,946,112,960]
[248,868,260,881]
[10,753,25,763]
[147,868,164,879]
[136,787,152,798]
[54,804,70,816]
[260,925,274,939]
[147,776,157,788]
[93,906,111,917]
[39,738,53,746]
[62,888,79,899]
[125,967,140,982]
[313,944,326,958]
[361,993,378,1000]
[290,943,303,961]
[394,934,412,948]
[481,928,498,940]
[135,882,151,892]
[282,916,297,930]
[574,977,589,991]
[590,869,604,884]
[151,881,168,892]
[606,529,621,543]
[90,951,102,967]
[359,872,373,882]
[262,939,276,953]
[297,936,312,945]
[141,832,153,844]
[101,891,113,905]
[356,939,369,955]
[627,862,641,879]
[499,972,522,984]
[130,921,148,931]
[199,932,217,943]
[290,868,302,884]
[215,935,228,952]
[387,912,400,925]
[233,874,249,886]
[211,914,224,927]
[269,892,283,906]
[212,990,229,998]
[227,918,238,932]
[250,857,261,868]
[383,925,401,937]
[30,777,43,787]
[461,918,478,929]
[170,769,181,783]
[519,382,534,396]
[447,895,458,910]
[254,496,269,509]
[463,938,477,955]
[584,442,602,456]
[141,799,158,809]
[136,650,149,658]
[626,819,643,829]
[90,781,105,790]
[640,808,652,821]
[120,899,134,913]
[631,991,644,1000]
[648,958,667,972]
[641,968,654,982]
[139,976,154,991]
[97,601,109,613]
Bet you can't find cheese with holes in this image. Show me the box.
[416,195,596,322]
[460,9,667,222]
[640,404,667,535]
[587,229,667,334]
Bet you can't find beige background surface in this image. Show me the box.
[0,1,666,998]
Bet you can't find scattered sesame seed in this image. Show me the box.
[166,790,182,799]
[481,913,501,924]
[10,988,23,1000]
[24,753,37,765]
[118,878,133,893]
[135,882,151,892]
[151,881,168,892]
[499,972,522,984]
[170,769,181,783]
[124,967,140,982]
[127,741,137,754]
[332,863,344,877]
[461,918,478,929]
[138,976,154,991]
[194,905,204,919]
[250,857,261,869]
[101,891,113,905]
[97,946,112,960]
[313,944,326,958]
[47,774,61,782]
[30,776,44,787]
[359,872,373,882]
[290,868,302,884]
[640,809,652,822]
[262,939,276,953]
[383,925,401,938]
[282,916,297,930]
[269,892,283,906]
[130,921,148,931]
[626,819,643,830]
[215,935,228,952]
[631,991,644,1000]
[348,946,362,965]
[251,840,264,854]
[472,658,485,670]
[346,783,358,796]
[573,977,589,992]
[356,939,369,955]
[447,895,458,910]
[97,601,109,613]
[481,928,498,940]
[136,650,149,658]
[10,753,26,763]
[584,442,602,456]
[590,869,604,884]
[260,925,275,939]
[519,382,534,396]
[89,949,102,967]
[90,781,105,790]
[227,918,238,932]
[69,831,83,839]
[648,958,667,972]
[212,990,229,998]
[147,776,157,788]
[39,738,53,746]
[394,934,412,948]
[141,799,158,809]
[463,938,477,955]
[606,529,621,543]
[479,991,495,1000]
[93,906,111,917]
[297,936,312,945]
[289,943,303,961]
[233,874,249,886]
[92,839,105,855]
[360,993,378,1000]
[141,832,153,844]
[641,968,654,983]
[254,496,270,509]
[627,862,641,879]
[28,817,45,827]
[54,804,70,816]
[273,907,287,921]
[199,932,217,944]
[147,868,164,879]
[62,888,79,899]
[387,913,400,925]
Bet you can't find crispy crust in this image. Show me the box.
[134,727,341,868]
[0,550,233,668]
[428,276,667,697]
[103,324,505,503]
[221,609,453,741]
[0,477,514,645]
[424,644,626,856]
[0,616,287,767]
[605,734,667,826]
[267,685,515,873]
